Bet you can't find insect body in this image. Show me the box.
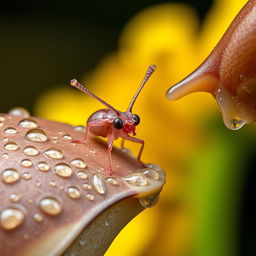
[70,65,156,175]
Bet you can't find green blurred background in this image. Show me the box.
[1,1,255,256]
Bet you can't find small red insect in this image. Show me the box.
[70,65,156,175]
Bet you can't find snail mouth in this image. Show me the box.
[123,124,136,135]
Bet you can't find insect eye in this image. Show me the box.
[113,118,123,129]
[133,114,140,126]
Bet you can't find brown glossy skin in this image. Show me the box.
[166,0,256,130]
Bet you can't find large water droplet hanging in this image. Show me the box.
[44,148,63,159]
[54,163,73,177]
[39,197,62,216]
[1,169,20,184]
[0,208,24,230]
[25,129,48,142]
[229,119,245,130]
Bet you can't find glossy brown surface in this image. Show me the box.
[166,0,256,130]
[0,111,165,256]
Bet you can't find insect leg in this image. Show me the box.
[122,135,145,163]
[72,121,105,143]
[107,130,115,175]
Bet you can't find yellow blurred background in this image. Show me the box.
[1,0,255,255]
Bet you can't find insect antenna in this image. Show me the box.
[127,65,156,112]
[70,79,120,114]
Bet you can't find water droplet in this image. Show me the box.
[9,107,30,117]
[106,177,119,186]
[92,174,106,194]
[139,194,160,208]
[1,169,20,184]
[36,162,50,172]
[23,146,39,156]
[123,173,148,186]
[82,183,92,190]
[86,194,94,201]
[2,153,10,159]
[76,171,88,179]
[44,148,63,159]
[89,149,97,154]
[10,193,21,202]
[18,118,38,128]
[54,163,73,178]
[63,134,72,140]
[0,208,24,230]
[66,186,81,199]
[4,142,19,151]
[21,159,33,168]
[22,172,32,180]
[0,114,5,121]
[33,213,43,222]
[25,129,48,142]
[35,181,41,187]
[39,197,62,216]
[49,181,56,187]
[27,199,33,204]
[145,163,163,173]
[143,169,160,180]
[0,121,4,127]
[4,127,18,134]
[71,158,86,169]
[74,126,85,132]
[230,119,245,130]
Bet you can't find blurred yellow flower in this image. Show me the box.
[35,0,248,255]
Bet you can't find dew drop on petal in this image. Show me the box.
[123,173,148,186]
[82,183,92,190]
[9,107,30,117]
[54,163,73,178]
[4,142,19,151]
[19,118,38,128]
[39,197,62,216]
[63,134,72,140]
[143,169,160,180]
[23,146,39,156]
[33,213,43,222]
[0,208,24,230]
[25,129,48,142]
[76,171,88,179]
[229,119,245,130]
[66,186,81,199]
[74,126,85,132]
[106,177,119,186]
[92,174,106,194]
[86,194,94,201]
[10,193,21,202]
[36,162,50,172]
[1,169,20,184]
[4,127,18,135]
[71,158,86,169]
[21,159,33,168]
[22,172,32,180]
[2,153,10,159]
[44,148,63,159]
[0,114,6,121]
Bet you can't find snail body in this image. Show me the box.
[166,0,256,130]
